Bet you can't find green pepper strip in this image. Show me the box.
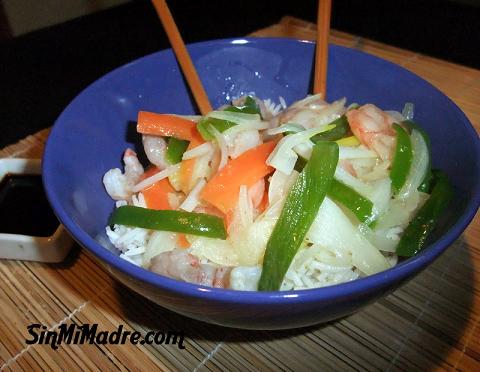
[294,158,375,224]
[197,117,236,141]
[402,120,433,193]
[311,115,350,142]
[396,171,453,257]
[109,206,227,239]
[225,96,260,115]
[258,142,339,291]
[294,158,375,225]
[327,179,374,225]
[390,123,413,195]
[165,137,190,164]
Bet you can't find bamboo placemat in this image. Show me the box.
[1,16,479,371]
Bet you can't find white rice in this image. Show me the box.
[263,98,284,117]
[131,193,147,208]
[106,211,384,291]
[106,223,149,266]
[280,246,397,291]
[280,250,360,291]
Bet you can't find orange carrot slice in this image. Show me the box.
[201,141,276,214]
[139,167,176,210]
[137,112,198,141]
[142,178,175,210]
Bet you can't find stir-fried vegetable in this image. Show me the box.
[307,197,390,275]
[166,137,190,165]
[327,179,375,224]
[197,117,236,141]
[390,123,413,194]
[258,141,339,291]
[179,134,205,192]
[396,171,453,257]
[225,96,260,115]
[142,178,175,210]
[109,206,227,239]
[311,115,349,142]
[201,141,276,214]
[336,136,360,147]
[137,112,201,142]
[197,107,264,141]
[290,164,376,225]
[397,128,429,200]
[403,120,433,193]
[267,124,335,175]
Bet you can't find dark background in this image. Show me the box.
[1,0,479,148]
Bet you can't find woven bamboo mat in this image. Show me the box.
[1,16,479,371]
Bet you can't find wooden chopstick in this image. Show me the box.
[313,0,332,98]
[151,0,213,115]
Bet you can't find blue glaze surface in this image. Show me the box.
[43,38,480,329]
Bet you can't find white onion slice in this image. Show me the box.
[358,224,400,252]
[207,110,260,125]
[334,167,372,199]
[132,164,180,192]
[307,197,390,275]
[210,125,228,171]
[267,124,334,175]
[293,141,314,159]
[338,146,377,160]
[397,129,429,200]
[223,121,269,138]
[182,142,214,160]
[266,123,305,136]
[268,169,299,205]
[179,178,207,212]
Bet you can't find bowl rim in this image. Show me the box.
[43,36,480,304]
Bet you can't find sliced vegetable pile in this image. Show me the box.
[258,141,338,291]
[103,95,453,291]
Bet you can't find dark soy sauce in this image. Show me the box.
[0,174,59,236]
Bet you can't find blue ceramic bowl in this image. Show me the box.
[43,38,480,329]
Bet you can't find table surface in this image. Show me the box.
[1,16,479,371]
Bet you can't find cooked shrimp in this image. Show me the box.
[275,95,346,129]
[149,249,232,288]
[142,135,168,170]
[228,129,262,159]
[103,148,144,200]
[103,169,129,200]
[346,104,396,161]
[124,148,144,182]
[339,159,357,177]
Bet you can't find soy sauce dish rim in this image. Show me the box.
[42,37,480,304]
[0,158,58,241]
